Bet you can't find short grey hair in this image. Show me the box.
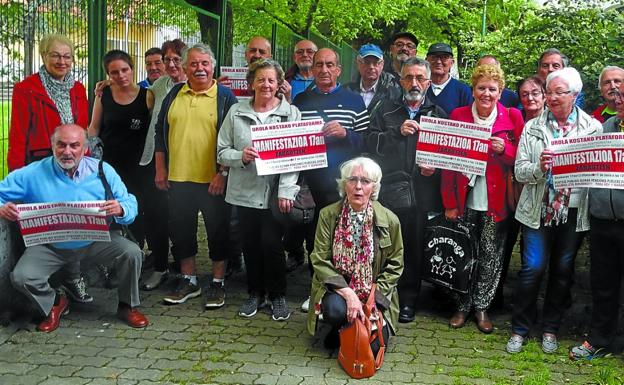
[598,65,624,88]
[182,43,217,68]
[337,157,382,201]
[246,59,285,96]
[39,34,74,59]
[401,57,431,79]
[50,124,87,145]
[538,48,569,68]
[546,67,583,94]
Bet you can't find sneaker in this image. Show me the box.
[271,296,291,321]
[204,282,225,309]
[506,334,525,354]
[61,277,93,303]
[141,270,168,291]
[239,295,262,318]
[542,333,559,354]
[301,296,310,313]
[163,278,201,304]
[569,341,604,361]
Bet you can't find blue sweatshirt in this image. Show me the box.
[0,156,137,249]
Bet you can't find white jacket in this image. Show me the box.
[514,107,602,231]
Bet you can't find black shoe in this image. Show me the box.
[323,328,340,350]
[285,257,304,273]
[226,254,244,278]
[399,306,416,323]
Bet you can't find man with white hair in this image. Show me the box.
[154,43,238,309]
[366,57,447,323]
[591,66,624,123]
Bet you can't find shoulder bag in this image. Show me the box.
[337,283,385,379]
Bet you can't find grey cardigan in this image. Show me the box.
[217,97,301,209]
[514,107,602,231]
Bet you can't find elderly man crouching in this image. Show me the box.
[0,124,147,332]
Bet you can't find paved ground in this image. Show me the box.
[0,232,623,385]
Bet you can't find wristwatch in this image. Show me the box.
[219,170,229,177]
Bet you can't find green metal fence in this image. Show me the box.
[0,0,356,178]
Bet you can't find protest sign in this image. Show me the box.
[220,66,251,101]
[416,116,492,175]
[250,119,327,175]
[551,133,624,189]
[16,201,110,247]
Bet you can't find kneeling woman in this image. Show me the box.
[307,157,404,350]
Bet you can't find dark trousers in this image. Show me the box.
[321,292,390,356]
[168,181,231,262]
[306,187,340,277]
[497,215,522,298]
[397,209,427,308]
[237,206,286,298]
[588,217,624,348]
[140,160,170,272]
[512,209,585,336]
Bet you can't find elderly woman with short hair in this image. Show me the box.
[441,64,524,333]
[307,157,404,351]
[506,67,602,354]
[218,59,299,321]
[8,33,92,304]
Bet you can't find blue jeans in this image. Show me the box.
[511,209,585,336]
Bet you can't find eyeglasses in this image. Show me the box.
[295,49,316,55]
[428,54,452,62]
[47,52,73,62]
[346,176,373,186]
[164,57,182,65]
[545,90,572,98]
[520,91,543,99]
[402,75,429,83]
[393,42,416,50]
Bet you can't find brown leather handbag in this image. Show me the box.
[337,283,386,379]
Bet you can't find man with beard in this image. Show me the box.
[347,44,401,120]
[425,43,473,114]
[592,66,624,123]
[154,43,238,309]
[366,57,448,323]
[285,39,318,100]
[1,124,147,332]
[138,47,165,88]
[386,32,418,84]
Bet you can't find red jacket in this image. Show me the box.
[441,102,525,222]
[592,103,615,124]
[8,73,88,171]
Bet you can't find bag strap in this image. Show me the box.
[365,283,386,369]
[97,160,138,243]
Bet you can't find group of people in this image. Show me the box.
[2,31,622,365]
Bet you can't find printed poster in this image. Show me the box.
[16,201,110,247]
[416,116,492,176]
[551,133,624,189]
[220,66,251,101]
[250,119,327,176]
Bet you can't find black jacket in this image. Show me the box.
[366,97,448,212]
[347,71,401,122]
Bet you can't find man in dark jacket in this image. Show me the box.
[570,91,624,360]
[154,43,238,309]
[347,44,401,122]
[366,57,448,323]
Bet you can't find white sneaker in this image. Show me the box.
[301,296,310,313]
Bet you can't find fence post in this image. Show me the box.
[271,23,277,58]
[87,0,107,109]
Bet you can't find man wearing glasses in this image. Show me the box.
[285,40,318,100]
[425,43,473,114]
[366,57,447,323]
[386,32,418,82]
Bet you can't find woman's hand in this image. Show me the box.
[445,208,459,221]
[540,148,554,173]
[490,136,505,155]
[242,146,258,165]
[278,198,294,213]
[336,287,365,324]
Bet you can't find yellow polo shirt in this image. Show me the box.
[166,81,218,183]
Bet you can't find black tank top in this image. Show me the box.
[99,86,149,172]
